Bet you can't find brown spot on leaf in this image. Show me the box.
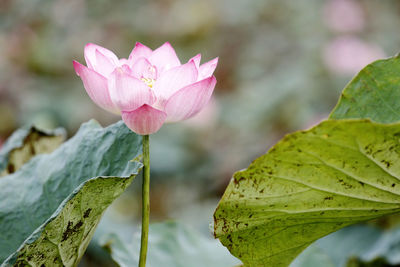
[83,208,92,218]
[61,220,83,241]
[7,163,15,173]
[381,160,392,168]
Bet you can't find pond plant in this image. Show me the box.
[1,44,400,267]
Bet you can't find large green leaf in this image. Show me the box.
[214,120,400,266]
[330,55,400,123]
[0,126,65,177]
[0,120,142,266]
[99,221,241,267]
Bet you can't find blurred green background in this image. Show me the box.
[1,0,400,266]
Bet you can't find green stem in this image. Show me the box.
[139,135,150,267]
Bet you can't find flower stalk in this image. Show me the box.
[139,135,150,267]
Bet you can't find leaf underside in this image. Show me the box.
[7,176,135,267]
[0,120,142,266]
[214,120,400,266]
[214,54,400,266]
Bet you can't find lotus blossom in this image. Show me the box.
[73,42,218,135]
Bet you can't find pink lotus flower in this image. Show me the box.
[73,42,218,135]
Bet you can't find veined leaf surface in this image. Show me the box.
[330,55,400,122]
[214,120,400,266]
[0,120,142,266]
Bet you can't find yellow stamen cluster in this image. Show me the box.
[141,77,155,88]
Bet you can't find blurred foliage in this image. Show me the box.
[0,126,65,176]
[2,0,400,266]
[97,221,240,267]
[294,224,400,267]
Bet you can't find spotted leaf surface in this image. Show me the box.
[0,120,142,266]
[214,120,400,267]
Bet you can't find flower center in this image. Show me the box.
[141,77,155,88]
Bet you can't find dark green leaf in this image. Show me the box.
[330,55,400,123]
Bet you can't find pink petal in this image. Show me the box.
[165,76,217,122]
[199,57,218,79]
[189,54,201,69]
[119,58,129,65]
[153,60,198,100]
[130,57,157,80]
[84,43,119,70]
[129,42,153,64]
[122,104,167,135]
[108,69,155,112]
[149,42,181,73]
[94,49,117,77]
[73,61,119,114]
